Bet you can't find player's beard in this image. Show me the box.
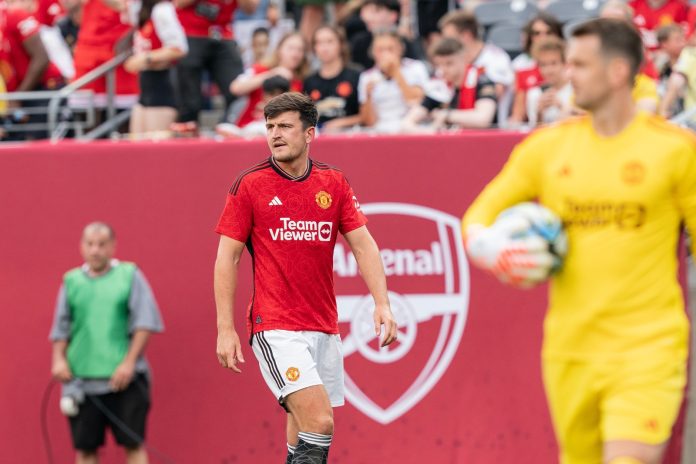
[272,143,308,163]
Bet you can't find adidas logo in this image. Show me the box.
[269,196,283,206]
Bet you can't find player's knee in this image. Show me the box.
[305,413,334,435]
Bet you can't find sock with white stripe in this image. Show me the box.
[292,432,332,464]
[286,443,296,464]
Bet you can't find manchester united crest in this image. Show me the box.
[286,367,300,382]
[315,191,332,209]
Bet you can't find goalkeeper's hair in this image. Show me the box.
[571,18,643,81]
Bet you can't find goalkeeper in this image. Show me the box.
[463,18,696,464]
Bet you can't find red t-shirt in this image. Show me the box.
[237,64,304,127]
[630,0,689,48]
[2,8,62,90]
[215,157,368,337]
[177,0,236,39]
[35,0,64,26]
[76,0,131,48]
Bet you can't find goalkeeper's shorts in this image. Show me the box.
[542,355,686,464]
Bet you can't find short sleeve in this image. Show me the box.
[152,2,188,52]
[357,70,369,104]
[49,284,71,341]
[15,12,40,39]
[405,60,429,88]
[338,175,367,235]
[128,268,164,333]
[215,179,254,242]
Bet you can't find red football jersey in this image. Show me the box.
[35,0,64,26]
[2,8,62,91]
[215,157,368,337]
[176,0,236,39]
[630,0,689,48]
[76,0,131,48]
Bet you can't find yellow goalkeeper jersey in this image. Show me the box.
[463,112,696,361]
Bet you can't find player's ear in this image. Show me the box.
[607,56,630,89]
[305,126,316,143]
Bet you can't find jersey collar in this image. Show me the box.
[269,156,313,182]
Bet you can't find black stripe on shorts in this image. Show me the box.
[256,332,285,390]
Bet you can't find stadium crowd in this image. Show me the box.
[1,0,695,140]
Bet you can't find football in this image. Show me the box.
[496,202,568,279]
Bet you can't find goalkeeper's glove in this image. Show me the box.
[465,220,555,288]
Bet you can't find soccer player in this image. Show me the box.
[214,92,398,464]
[463,18,696,464]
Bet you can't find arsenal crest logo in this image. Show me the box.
[315,191,332,209]
[334,203,470,424]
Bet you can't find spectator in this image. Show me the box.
[659,37,696,118]
[55,0,81,52]
[655,23,685,84]
[304,25,362,132]
[1,0,64,139]
[72,0,138,107]
[230,31,307,127]
[599,4,660,113]
[250,26,270,65]
[438,10,514,121]
[174,0,259,127]
[526,37,572,126]
[629,0,689,49]
[297,0,347,44]
[217,74,290,137]
[508,12,563,125]
[358,29,428,133]
[49,222,164,464]
[125,0,188,135]
[401,38,496,131]
[350,0,420,69]
[2,0,63,92]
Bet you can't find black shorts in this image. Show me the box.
[68,375,151,451]
[139,69,177,108]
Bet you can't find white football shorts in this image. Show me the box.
[251,330,345,408]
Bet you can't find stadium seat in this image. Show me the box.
[544,0,603,23]
[474,0,540,27]
[487,23,524,55]
[563,17,590,38]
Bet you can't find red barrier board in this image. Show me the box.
[0,133,684,463]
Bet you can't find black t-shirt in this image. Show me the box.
[304,67,361,126]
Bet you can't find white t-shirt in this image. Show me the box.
[358,58,430,133]
[526,82,573,126]
[474,43,514,86]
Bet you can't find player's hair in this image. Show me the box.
[531,36,566,62]
[656,23,683,44]
[522,13,563,54]
[438,10,480,40]
[252,26,269,38]
[362,0,400,16]
[264,92,319,128]
[82,221,115,240]
[430,37,464,57]
[262,76,291,95]
[571,18,643,80]
[312,25,351,65]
